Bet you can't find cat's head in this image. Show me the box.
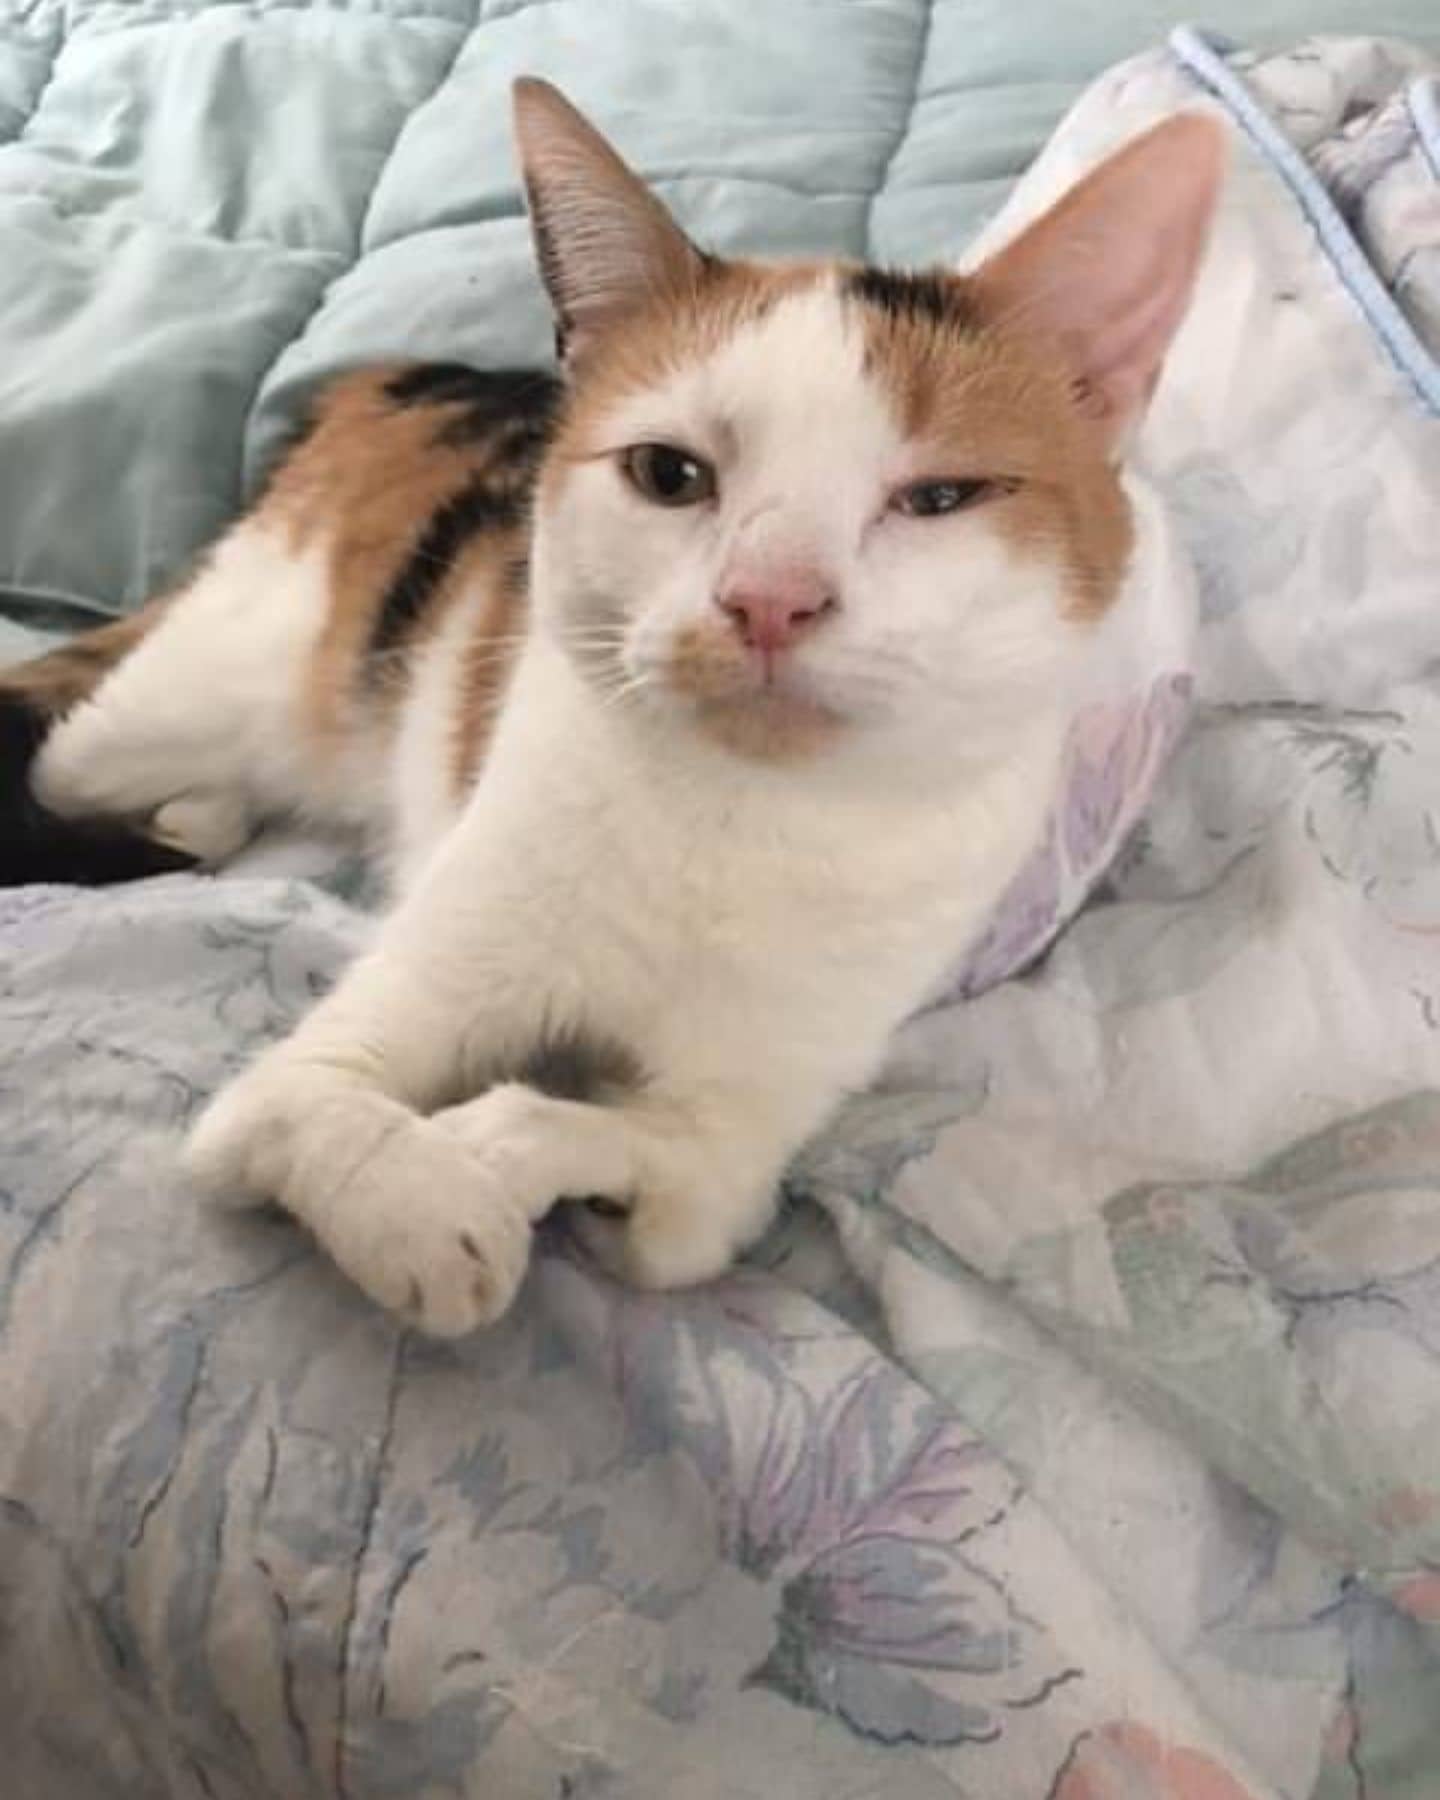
[514,80,1222,767]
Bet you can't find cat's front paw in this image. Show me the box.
[187,1064,533,1336]
[315,1119,534,1337]
[185,1057,321,1207]
[569,1187,760,1291]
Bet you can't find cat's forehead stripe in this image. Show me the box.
[841,263,991,437]
[840,263,1134,621]
[843,266,981,335]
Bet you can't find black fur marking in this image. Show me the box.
[381,361,561,453]
[433,374,561,454]
[0,695,197,888]
[369,475,526,665]
[510,1025,644,1103]
[845,266,978,331]
[443,417,551,484]
[584,1196,631,1220]
[384,363,508,408]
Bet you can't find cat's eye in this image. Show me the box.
[892,478,1003,518]
[621,443,717,508]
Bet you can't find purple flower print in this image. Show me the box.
[746,1422,1082,1744]
[546,1274,1081,1747]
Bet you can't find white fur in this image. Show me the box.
[36,527,387,852]
[187,628,1068,1331]
[182,284,1101,1336]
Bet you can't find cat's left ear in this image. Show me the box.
[513,78,707,363]
[971,114,1226,448]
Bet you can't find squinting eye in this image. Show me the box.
[892,477,1003,518]
[621,443,717,508]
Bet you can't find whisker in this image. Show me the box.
[590,669,654,715]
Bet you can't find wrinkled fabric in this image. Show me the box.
[3,16,1440,1800]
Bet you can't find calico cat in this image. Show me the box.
[0,82,1223,1333]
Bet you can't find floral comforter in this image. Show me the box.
[3,31,1440,1800]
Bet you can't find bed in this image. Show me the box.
[3,4,1440,1796]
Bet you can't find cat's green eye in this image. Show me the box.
[621,443,716,508]
[892,477,1001,518]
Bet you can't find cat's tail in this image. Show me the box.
[0,605,197,887]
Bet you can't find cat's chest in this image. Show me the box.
[460,654,1050,1036]
[544,778,991,1008]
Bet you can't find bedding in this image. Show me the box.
[4,6,1440,1799]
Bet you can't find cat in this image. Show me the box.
[0,81,1223,1333]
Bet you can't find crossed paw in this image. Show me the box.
[186,1064,534,1336]
[186,1059,750,1334]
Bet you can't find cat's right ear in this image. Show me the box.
[512,79,707,363]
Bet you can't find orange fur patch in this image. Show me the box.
[549,260,826,466]
[261,372,493,736]
[450,540,531,797]
[847,266,1133,622]
[256,368,541,795]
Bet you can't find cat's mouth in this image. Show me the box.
[656,624,847,759]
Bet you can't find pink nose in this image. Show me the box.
[716,571,837,654]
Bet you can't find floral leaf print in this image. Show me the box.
[548,1274,1080,1749]
[750,1532,1075,1747]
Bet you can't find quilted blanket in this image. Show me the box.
[4,10,1440,1800]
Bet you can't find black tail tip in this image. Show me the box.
[0,693,200,889]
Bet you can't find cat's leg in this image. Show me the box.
[187,872,805,1332]
[183,919,531,1332]
[193,1051,792,1334]
[34,522,350,857]
[189,1068,564,1335]
[438,1080,789,1291]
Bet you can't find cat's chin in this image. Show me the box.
[683,687,847,763]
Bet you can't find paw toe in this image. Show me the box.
[352,1143,535,1337]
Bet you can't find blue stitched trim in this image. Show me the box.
[1410,76,1440,183]
[1170,24,1440,416]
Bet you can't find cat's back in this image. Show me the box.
[260,362,561,865]
[263,363,557,721]
[12,360,562,880]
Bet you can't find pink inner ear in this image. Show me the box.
[974,114,1227,443]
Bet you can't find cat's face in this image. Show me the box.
[534,262,1129,763]
[516,82,1222,766]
